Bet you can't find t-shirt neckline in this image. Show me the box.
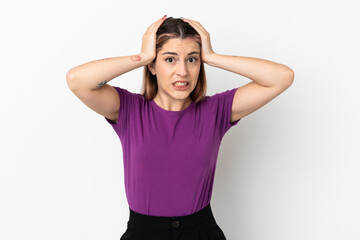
[150,99,194,116]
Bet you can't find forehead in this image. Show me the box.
[159,38,200,53]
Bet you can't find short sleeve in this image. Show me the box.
[215,87,241,138]
[104,86,134,135]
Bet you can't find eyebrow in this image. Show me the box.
[161,51,200,56]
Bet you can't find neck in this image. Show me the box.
[153,96,192,111]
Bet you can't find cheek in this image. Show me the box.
[190,65,201,77]
[155,66,174,84]
[157,64,174,77]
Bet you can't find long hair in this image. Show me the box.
[140,17,207,103]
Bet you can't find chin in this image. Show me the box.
[171,92,190,99]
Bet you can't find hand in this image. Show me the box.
[180,17,216,64]
[140,15,167,64]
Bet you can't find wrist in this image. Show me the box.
[139,52,155,65]
[203,52,218,66]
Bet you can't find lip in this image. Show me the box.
[172,80,190,84]
[172,82,190,91]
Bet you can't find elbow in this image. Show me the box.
[66,70,79,92]
[288,68,295,86]
[282,67,295,87]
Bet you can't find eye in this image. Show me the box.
[188,57,198,63]
[165,57,175,63]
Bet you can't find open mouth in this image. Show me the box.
[173,82,189,86]
[172,82,190,90]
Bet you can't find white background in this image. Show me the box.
[1,0,359,239]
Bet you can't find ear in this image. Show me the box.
[147,62,156,75]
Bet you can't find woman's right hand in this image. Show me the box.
[140,15,167,64]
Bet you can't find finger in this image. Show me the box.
[149,18,165,29]
[145,22,163,37]
[184,22,206,39]
[181,17,200,25]
[181,18,203,33]
[148,15,167,31]
[182,18,207,34]
[147,15,166,28]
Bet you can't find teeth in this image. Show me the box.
[174,82,188,86]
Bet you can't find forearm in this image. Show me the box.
[66,53,152,91]
[205,53,294,87]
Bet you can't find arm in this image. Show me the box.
[65,54,151,123]
[205,54,294,121]
[181,17,294,121]
[66,54,151,92]
[205,54,294,88]
[66,15,167,123]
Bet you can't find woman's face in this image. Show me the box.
[149,37,201,101]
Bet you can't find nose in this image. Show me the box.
[176,60,188,77]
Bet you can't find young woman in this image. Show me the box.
[66,15,294,240]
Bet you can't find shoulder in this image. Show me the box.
[112,86,144,102]
[201,88,238,104]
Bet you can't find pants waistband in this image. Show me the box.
[128,203,214,230]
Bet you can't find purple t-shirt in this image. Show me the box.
[105,86,241,217]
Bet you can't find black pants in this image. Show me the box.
[120,202,227,240]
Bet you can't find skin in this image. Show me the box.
[130,55,142,61]
[96,80,108,88]
[143,15,293,119]
[148,37,201,111]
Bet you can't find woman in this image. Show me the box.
[66,15,294,240]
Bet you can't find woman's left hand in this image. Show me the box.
[181,17,216,64]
